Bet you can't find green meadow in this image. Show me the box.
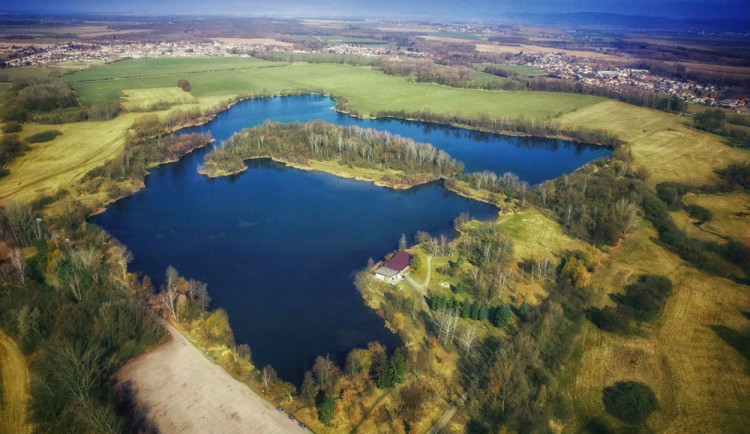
[63,57,602,118]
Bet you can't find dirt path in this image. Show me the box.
[0,329,31,434]
[117,323,301,434]
[405,255,432,295]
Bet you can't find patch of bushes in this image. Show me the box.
[602,381,658,425]
[683,204,712,222]
[642,185,750,278]
[26,129,62,144]
[588,274,672,333]
[718,162,750,189]
[2,121,21,133]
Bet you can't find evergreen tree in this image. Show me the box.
[461,298,471,318]
[478,301,490,321]
[492,303,512,327]
[470,301,480,320]
[518,301,530,319]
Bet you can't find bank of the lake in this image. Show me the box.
[91,94,609,382]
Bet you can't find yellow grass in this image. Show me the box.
[0,329,31,434]
[0,115,139,202]
[563,219,750,432]
[497,207,587,263]
[559,100,750,185]
[683,190,750,246]
[121,87,198,110]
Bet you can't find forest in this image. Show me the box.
[200,120,464,180]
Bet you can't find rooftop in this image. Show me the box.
[382,251,413,273]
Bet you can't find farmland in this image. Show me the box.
[62,58,601,117]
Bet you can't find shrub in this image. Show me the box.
[2,121,21,133]
[619,275,672,322]
[317,395,336,425]
[178,78,192,92]
[684,204,712,222]
[26,130,62,143]
[602,381,658,425]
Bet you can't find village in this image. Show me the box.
[519,51,747,108]
[1,37,747,108]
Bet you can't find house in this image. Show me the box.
[374,251,413,283]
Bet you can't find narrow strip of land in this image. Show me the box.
[0,329,31,434]
[117,323,300,434]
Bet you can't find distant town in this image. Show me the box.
[1,39,746,108]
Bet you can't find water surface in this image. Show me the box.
[94,95,608,381]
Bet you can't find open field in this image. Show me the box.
[0,329,31,434]
[559,100,750,185]
[497,207,587,263]
[63,58,602,116]
[683,190,750,246]
[121,87,198,110]
[475,43,625,62]
[562,219,750,432]
[484,63,546,76]
[117,322,299,433]
[0,115,141,202]
[664,61,750,78]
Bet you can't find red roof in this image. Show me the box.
[383,251,412,273]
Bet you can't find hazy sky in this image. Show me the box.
[1,0,748,21]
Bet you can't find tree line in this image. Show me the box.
[377,108,622,148]
[200,120,464,180]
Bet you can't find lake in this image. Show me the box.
[93,95,608,382]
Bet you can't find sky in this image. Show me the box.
[1,0,748,21]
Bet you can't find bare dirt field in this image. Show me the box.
[116,323,302,434]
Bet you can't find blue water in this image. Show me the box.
[93,95,608,382]
[180,94,610,185]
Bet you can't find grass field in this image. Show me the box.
[0,329,31,434]
[562,219,750,432]
[0,83,8,107]
[121,87,198,110]
[682,190,750,246]
[0,114,142,202]
[559,100,750,186]
[491,63,547,76]
[63,58,602,117]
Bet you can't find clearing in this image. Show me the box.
[559,100,750,185]
[0,329,31,434]
[116,322,300,434]
[562,219,750,432]
[0,114,143,203]
[121,87,198,111]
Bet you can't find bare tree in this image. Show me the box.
[459,324,478,356]
[9,248,25,286]
[432,307,459,346]
[399,233,407,251]
[262,364,277,389]
[110,245,133,283]
[160,266,180,320]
